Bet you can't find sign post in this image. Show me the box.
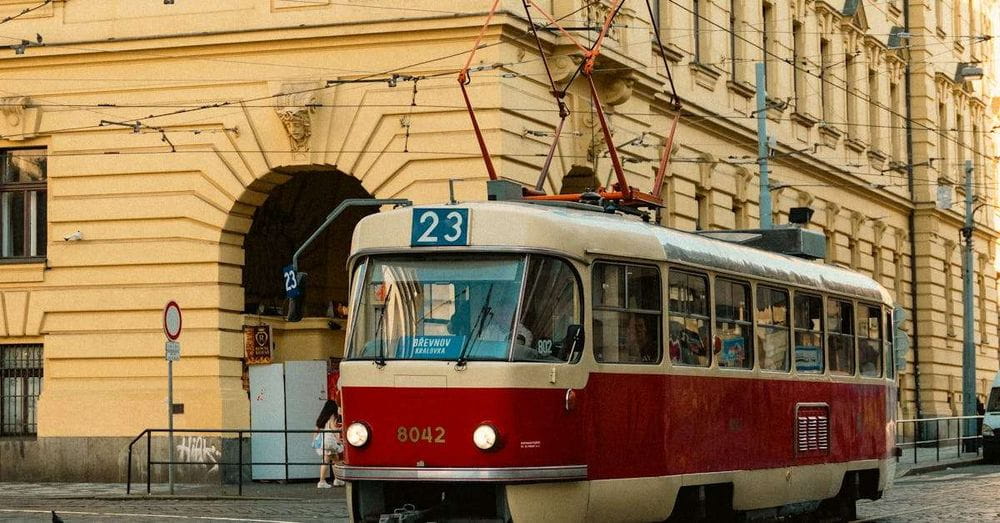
[163,301,182,495]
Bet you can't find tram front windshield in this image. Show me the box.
[347,254,580,362]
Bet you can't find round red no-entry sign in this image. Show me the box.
[163,301,182,341]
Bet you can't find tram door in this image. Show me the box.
[587,262,669,477]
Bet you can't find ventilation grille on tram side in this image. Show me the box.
[795,404,830,456]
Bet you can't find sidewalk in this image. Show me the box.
[894,444,984,477]
[0,480,347,501]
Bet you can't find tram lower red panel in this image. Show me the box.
[341,373,892,480]
[341,387,584,468]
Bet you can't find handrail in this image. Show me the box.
[126,428,343,496]
[125,429,150,495]
[895,415,984,465]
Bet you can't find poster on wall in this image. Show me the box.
[244,325,274,365]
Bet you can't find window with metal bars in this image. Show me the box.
[1,344,43,436]
[0,149,47,259]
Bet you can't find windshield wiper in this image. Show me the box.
[456,284,493,368]
[373,287,393,367]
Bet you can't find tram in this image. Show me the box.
[333,189,900,522]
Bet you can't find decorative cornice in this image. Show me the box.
[0,96,41,141]
[689,62,723,91]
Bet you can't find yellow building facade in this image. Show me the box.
[0,0,996,480]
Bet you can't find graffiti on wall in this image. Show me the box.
[175,436,222,476]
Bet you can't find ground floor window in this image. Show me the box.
[1,344,42,436]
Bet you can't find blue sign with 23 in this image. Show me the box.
[282,264,301,299]
[411,208,469,246]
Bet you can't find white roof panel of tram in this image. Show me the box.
[351,201,892,303]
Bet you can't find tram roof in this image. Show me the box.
[352,200,893,304]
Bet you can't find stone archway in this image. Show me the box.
[242,170,375,319]
[238,169,376,362]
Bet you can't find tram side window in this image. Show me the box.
[668,270,710,367]
[514,256,582,362]
[858,304,882,377]
[592,263,662,364]
[793,293,824,373]
[714,279,752,369]
[756,286,790,372]
[827,299,855,375]
[884,309,895,379]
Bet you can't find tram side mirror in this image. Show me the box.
[892,305,909,371]
[285,271,308,323]
[562,324,585,363]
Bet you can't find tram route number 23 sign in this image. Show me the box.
[411,208,469,247]
[243,325,274,365]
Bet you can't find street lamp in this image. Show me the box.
[955,63,984,82]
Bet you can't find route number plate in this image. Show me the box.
[282,264,301,298]
[411,208,468,247]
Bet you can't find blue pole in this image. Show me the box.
[962,159,976,450]
[756,63,772,229]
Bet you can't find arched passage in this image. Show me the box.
[242,170,375,322]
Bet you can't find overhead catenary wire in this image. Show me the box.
[0,1,992,191]
[660,0,996,179]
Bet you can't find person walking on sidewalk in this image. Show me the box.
[315,400,345,488]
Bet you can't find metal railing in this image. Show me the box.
[126,428,341,496]
[896,415,984,465]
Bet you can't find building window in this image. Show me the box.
[1,344,42,437]
[593,263,662,364]
[669,270,710,366]
[732,200,747,229]
[691,0,712,64]
[695,190,709,231]
[890,81,902,161]
[973,121,983,187]
[820,39,831,121]
[756,286,790,371]
[794,293,824,373]
[715,278,752,369]
[935,0,945,32]
[868,68,880,149]
[761,2,775,94]
[956,111,965,178]
[978,272,987,346]
[792,20,805,112]
[845,54,857,138]
[827,299,855,375]
[938,101,949,178]
[952,0,961,37]
[729,0,742,81]
[0,149,47,259]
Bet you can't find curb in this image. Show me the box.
[897,457,984,477]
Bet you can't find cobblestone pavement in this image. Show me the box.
[857,464,1000,522]
[0,482,349,522]
[0,464,997,522]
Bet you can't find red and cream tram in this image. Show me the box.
[334,197,898,522]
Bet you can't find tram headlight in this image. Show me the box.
[473,424,498,450]
[346,422,371,448]
[983,424,994,437]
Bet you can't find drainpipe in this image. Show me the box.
[903,0,923,421]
